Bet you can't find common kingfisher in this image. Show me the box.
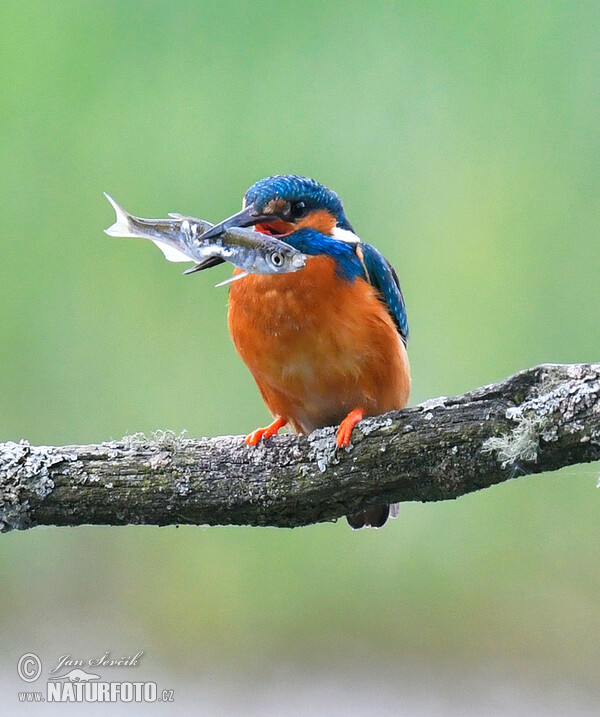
[201,175,410,528]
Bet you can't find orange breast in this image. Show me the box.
[227,255,410,434]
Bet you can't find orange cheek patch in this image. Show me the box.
[254,209,336,237]
[254,220,294,236]
[297,209,336,235]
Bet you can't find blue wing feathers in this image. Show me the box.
[360,242,409,342]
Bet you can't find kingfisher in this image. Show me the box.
[201,175,410,528]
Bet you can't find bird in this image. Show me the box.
[200,175,410,528]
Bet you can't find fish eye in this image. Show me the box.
[289,200,308,219]
[271,251,284,267]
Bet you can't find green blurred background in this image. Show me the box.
[1,1,600,713]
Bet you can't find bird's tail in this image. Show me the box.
[346,503,399,530]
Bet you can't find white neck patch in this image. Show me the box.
[332,226,361,244]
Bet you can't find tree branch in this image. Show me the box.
[2,363,599,532]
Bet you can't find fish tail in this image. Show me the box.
[103,193,138,237]
[103,193,197,264]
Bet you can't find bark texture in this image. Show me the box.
[1,363,599,532]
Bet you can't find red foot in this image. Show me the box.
[245,416,287,446]
[336,408,365,448]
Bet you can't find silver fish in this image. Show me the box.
[103,193,306,285]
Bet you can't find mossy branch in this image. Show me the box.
[1,363,599,532]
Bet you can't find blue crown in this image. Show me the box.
[244,175,353,231]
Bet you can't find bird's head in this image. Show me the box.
[201,175,355,242]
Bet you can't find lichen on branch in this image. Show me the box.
[1,363,599,532]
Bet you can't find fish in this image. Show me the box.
[103,193,306,285]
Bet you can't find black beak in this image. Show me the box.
[201,204,271,242]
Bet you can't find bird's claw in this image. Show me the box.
[335,408,365,449]
[245,416,287,446]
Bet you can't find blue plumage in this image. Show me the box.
[284,228,409,344]
[244,175,354,231]
[361,242,409,342]
[284,228,364,281]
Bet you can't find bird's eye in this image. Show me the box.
[271,251,284,267]
[289,200,308,219]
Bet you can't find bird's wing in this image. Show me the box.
[358,242,409,343]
